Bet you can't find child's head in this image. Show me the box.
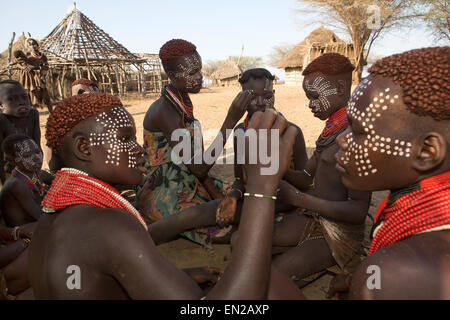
[46,93,145,186]
[159,39,203,93]
[0,80,31,117]
[2,134,43,174]
[336,47,449,191]
[72,78,99,96]
[26,38,39,51]
[302,53,354,120]
[239,68,275,118]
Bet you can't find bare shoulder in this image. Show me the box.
[351,231,450,300]
[144,96,176,130]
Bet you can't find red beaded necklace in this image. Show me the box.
[42,168,148,232]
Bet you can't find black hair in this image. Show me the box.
[0,80,24,90]
[238,68,275,85]
[1,134,32,159]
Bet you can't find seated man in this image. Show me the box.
[0,80,40,187]
[71,78,99,96]
[332,47,449,299]
[0,135,53,227]
[271,53,371,288]
[28,93,303,299]
[215,68,308,231]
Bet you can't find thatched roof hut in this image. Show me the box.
[211,59,241,87]
[278,26,354,85]
[1,5,162,99]
[0,33,29,68]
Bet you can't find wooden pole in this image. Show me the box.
[8,32,16,64]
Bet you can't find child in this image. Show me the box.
[0,80,40,187]
[215,68,308,227]
[271,53,372,288]
[333,47,449,299]
[0,220,35,299]
[0,135,52,227]
[71,78,99,96]
[28,93,303,299]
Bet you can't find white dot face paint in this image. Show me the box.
[89,106,139,169]
[247,78,275,112]
[342,78,412,179]
[304,76,338,116]
[14,140,43,172]
[174,53,202,90]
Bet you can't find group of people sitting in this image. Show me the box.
[0,38,448,300]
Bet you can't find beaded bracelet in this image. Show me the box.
[11,226,20,241]
[244,193,277,200]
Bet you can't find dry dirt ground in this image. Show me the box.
[20,85,387,300]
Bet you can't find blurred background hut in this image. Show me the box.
[277,26,355,86]
[0,4,162,100]
[211,59,242,87]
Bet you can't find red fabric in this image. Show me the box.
[320,107,348,140]
[368,171,450,255]
[43,170,148,231]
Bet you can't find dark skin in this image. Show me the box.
[0,140,51,227]
[143,51,252,199]
[270,72,371,287]
[0,217,36,296]
[333,74,450,299]
[216,76,308,226]
[29,106,304,299]
[0,83,40,186]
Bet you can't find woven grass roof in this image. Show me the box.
[211,59,242,80]
[0,33,28,67]
[277,26,352,69]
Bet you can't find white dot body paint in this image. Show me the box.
[304,76,338,114]
[14,140,43,172]
[89,106,139,168]
[174,53,202,90]
[344,81,413,178]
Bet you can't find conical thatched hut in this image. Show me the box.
[278,26,354,86]
[1,5,162,99]
[211,59,242,87]
[38,5,162,98]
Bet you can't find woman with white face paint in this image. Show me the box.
[136,39,253,247]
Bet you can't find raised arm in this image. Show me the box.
[207,110,298,299]
[149,91,252,180]
[113,110,298,299]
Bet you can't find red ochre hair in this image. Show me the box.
[159,39,197,61]
[369,47,450,121]
[72,78,98,88]
[303,53,355,76]
[46,93,123,149]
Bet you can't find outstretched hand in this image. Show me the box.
[227,90,254,123]
[216,196,237,227]
[244,109,298,192]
